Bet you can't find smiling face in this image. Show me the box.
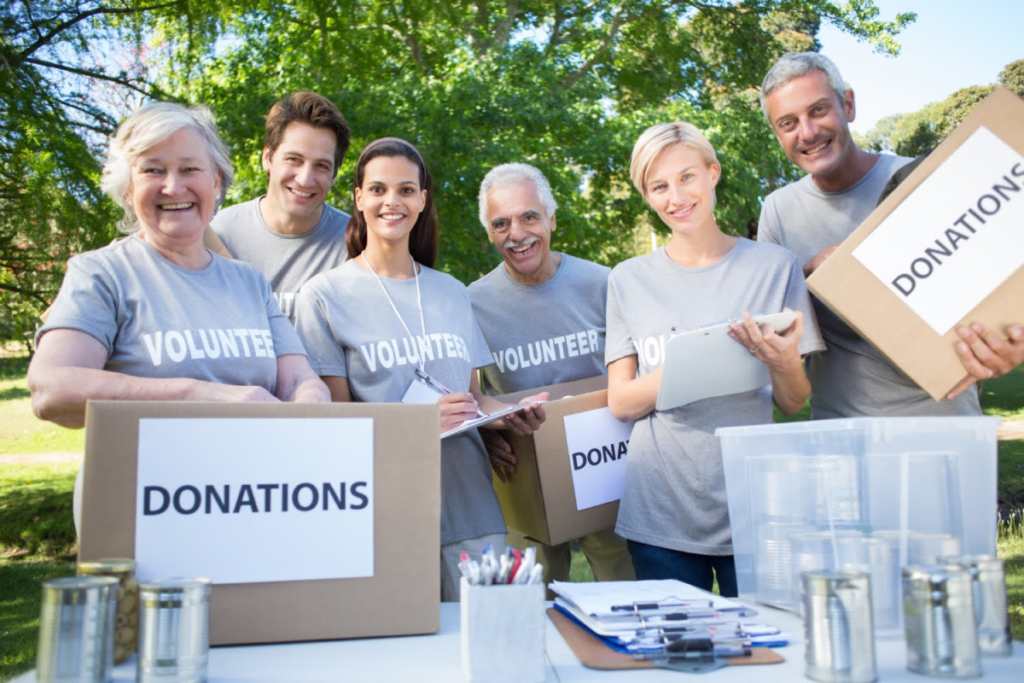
[764,69,858,187]
[485,181,557,284]
[129,127,221,249]
[261,121,337,234]
[354,155,427,250]
[644,143,719,237]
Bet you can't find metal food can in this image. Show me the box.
[939,555,1013,657]
[802,569,877,683]
[137,578,211,682]
[78,557,139,664]
[37,576,119,682]
[902,565,981,678]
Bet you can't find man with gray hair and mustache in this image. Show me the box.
[469,163,634,588]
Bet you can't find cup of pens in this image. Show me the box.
[460,545,546,683]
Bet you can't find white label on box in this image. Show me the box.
[563,408,633,511]
[134,418,374,584]
[852,126,1024,334]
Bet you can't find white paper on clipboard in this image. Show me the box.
[655,311,796,411]
[440,400,545,439]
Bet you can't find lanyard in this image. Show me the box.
[361,253,427,372]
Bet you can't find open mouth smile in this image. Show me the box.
[160,202,194,211]
[802,140,831,156]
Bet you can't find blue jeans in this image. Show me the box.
[627,540,738,597]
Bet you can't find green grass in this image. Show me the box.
[0,462,78,559]
[999,512,1024,640]
[982,366,1024,422]
[0,356,84,456]
[0,558,76,681]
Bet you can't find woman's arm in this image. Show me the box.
[728,310,810,415]
[274,354,331,403]
[606,355,661,421]
[321,376,353,403]
[28,329,279,429]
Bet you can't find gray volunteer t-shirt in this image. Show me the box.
[758,155,981,419]
[211,198,350,322]
[36,235,304,394]
[469,254,610,394]
[605,240,824,556]
[294,259,505,545]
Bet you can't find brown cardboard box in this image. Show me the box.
[807,86,1024,400]
[493,375,630,546]
[79,400,440,646]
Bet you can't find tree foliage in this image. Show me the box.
[859,58,1023,157]
[2,1,914,342]
[153,0,912,284]
[0,0,181,343]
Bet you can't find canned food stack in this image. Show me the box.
[77,558,139,665]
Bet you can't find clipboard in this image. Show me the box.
[440,400,544,439]
[655,311,796,411]
[546,608,784,669]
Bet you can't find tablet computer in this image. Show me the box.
[654,311,797,411]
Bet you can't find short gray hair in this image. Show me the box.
[101,102,234,233]
[760,52,847,121]
[478,163,558,230]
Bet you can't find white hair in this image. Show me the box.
[101,102,233,233]
[478,163,558,230]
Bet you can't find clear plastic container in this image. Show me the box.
[717,417,999,628]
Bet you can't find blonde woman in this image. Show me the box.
[605,122,824,594]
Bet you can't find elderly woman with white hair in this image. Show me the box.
[28,102,329,429]
[605,121,825,595]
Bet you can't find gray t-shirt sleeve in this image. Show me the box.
[294,278,349,377]
[604,271,636,367]
[757,194,783,248]
[781,253,825,357]
[468,312,493,370]
[37,254,119,352]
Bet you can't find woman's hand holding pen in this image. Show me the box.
[728,309,804,372]
[438,391,481,431]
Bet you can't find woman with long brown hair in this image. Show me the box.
[295,137,546,600]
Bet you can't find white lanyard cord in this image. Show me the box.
[361,253,427,372]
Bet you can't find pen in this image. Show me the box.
[415,368,487,418]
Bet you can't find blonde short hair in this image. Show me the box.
[101,102,233,233]
[629,122,718,196]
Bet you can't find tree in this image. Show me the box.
[0,1,183,343]
[860,58,1022,157]
[0,1,914,341]
[998,59,1024,97]
[150,0,913,284]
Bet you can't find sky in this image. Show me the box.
[817,0,1023,134]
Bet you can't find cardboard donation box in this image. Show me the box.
[493,376,633,546]
[807,86,1024,400]
[78,401,441,646]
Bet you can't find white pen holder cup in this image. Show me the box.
[460,578,545,683]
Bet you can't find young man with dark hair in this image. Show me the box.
[213,92,352,322]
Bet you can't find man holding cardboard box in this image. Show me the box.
[211,92,352,323]
[757,52,1024,418]
[469,163,634,586]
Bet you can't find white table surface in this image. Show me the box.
[15,603,1022,681]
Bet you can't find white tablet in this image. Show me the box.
[654,311,797,411]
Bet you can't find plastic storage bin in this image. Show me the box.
[716,417,999,634]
